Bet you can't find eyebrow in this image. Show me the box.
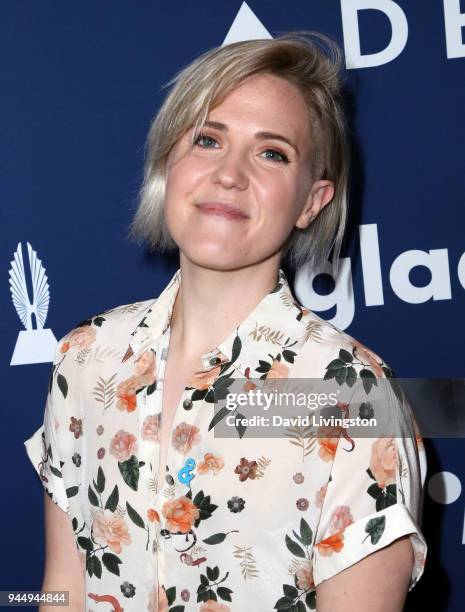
[199,120,300,156]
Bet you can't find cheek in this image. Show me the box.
[165,156,207,201]
[254,176,301,225]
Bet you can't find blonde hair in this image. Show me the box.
[129,31,351,275]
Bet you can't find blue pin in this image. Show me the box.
[178,457,196,486]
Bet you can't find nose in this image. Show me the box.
[210,146,249,191]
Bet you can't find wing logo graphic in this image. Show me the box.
[9,242,57,365]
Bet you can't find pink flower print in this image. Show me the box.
[171,422,201,453]
[141,414,161,443]
[110,430,137,462]
[116,376,138,413]
[314,483,328,508]
[91,509,131,554]
[69,416,82,439]
[267,359,289,379]
[295,560,314,590]
[61,326,97,353]
[369,437,398,488]
[328,505,354,534]
[296,498,310,511]
[134,349,156,387]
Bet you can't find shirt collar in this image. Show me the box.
[128,267,307,378]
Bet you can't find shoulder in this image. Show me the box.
[297,307,395,380]
[53,297,155,366]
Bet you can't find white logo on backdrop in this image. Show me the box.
[9,242,57,365]
[226,1,465,62]
[223,2,271,45]
[294,223,465,330]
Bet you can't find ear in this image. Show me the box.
[295,180,335,229]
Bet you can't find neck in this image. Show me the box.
[168,253,282,362]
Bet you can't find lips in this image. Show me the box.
[196,202,249,220]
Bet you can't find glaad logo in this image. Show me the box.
[9,242,57,365]
[295,224,465,330]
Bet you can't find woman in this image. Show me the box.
[24,32,427,611]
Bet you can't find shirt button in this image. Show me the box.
[165,473,175,485]
[183,398,193,410]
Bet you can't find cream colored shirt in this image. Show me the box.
[24,267,427,611]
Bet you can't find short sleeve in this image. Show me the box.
[312,376,427,592]
[24,342,71,515]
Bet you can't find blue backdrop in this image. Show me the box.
[1,2,464,610]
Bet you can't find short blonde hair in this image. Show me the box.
[129,31,350,274]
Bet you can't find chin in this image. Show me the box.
[181,244,250,271]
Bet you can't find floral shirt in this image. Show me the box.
[24,267,427,611]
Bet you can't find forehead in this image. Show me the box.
[205,73,311,141]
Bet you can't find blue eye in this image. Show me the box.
[193,132,290,164]
[262,149,289,164]
[193,133,218,148]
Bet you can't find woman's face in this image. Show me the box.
[163,72,334,270]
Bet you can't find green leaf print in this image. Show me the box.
[306,590,316,609]
[235,412,247,439]
[273,594,295,609]
[165,586,176,606]
[92,556,102,579]
[66,485,79,499]
[105,484,119,512]
[203,533,227,545]
[87,555,102,578]
[325,358,345,371]
[282,349,297,364]
[363,515,386,545]
[231,334,242,363]
[335,367,348,386]
[207,566,220,581]
[57,373,68,398]
[196,567,233,604]
[77,536,93,552]
[339,348,353,363]
[191,387,209,402]
[208,406,230,432]
[88,485,99,507]
[95,466,105,493]
[376,484,397,511]
[217,587,233,602]
[299,518,313,547]
[285,534,306,558]
[118,455,140,491]
[360,368,376,394]
[367,483,383,499]
[256,359,272,374]
[213,372,235,401]
[49,465,62,478]
[283,584,298,599]
[345,365,357,387]
[102,552,122,576]
[126,501,145,528]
